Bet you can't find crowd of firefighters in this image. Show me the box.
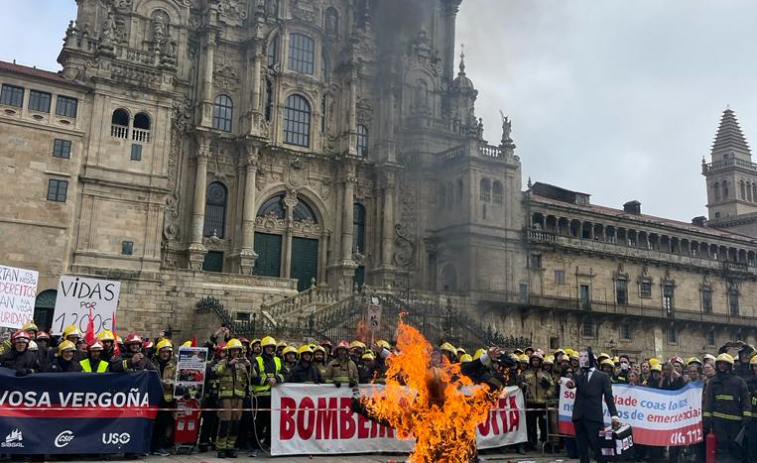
[1,320,756,462]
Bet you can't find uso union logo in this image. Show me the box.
[102,432,131,446]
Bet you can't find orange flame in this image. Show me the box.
[362,320,496,463]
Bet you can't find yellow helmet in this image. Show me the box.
[544,355,555,365]
[559,354,571,363]
[96,330,115,342]
[63,325,81,339]
[518,354,529,362]
[277,341,288,349]
[440,342,456,354]
[716,353,735,365]
[261,336,277,347]
[601,359,615,368]
[362,352,375,360]
[597,352,610,362]
[460,354,473,363]
[251,339,261,346]
[156,339,173,351]
[750,356,757,366]
[377,340,391,350]
[57,340,76,355]
[298,345,313,356]
[283,346,298,356]
[456,347,467,355]
[21,321,38,332]
[474,348,486,360]
[649,358,660,367]
[687,357,703,366]
[313,346,326,354]
[612,356,620,364]
[225,339,243,350]
[650,364,662,372]
[350,340,366,350]
[181,340,192,347]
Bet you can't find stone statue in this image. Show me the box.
[100,13,116,48]
[265,0,279,17]
[152,12,168,44]
[500,110,512,142]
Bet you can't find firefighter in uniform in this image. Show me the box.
[152,340,177,456]
[286,345,323,384]
[312,346,328,378]
[522,351,554,451]
[0,331,40,375]
[281,346,298,374]
[251,336,283,456]
[46,340,83,373]
[324,340,359,388]
[80,341,109,373]
[113,333,157,371]
[214,338,252,458]
[703,353,751,463]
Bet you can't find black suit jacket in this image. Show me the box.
[571,369,618,423]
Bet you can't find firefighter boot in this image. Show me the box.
[216,420,230,458]
[227,420,240,458]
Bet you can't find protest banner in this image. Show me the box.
[0,369,161,454]
[52,276,121,334]
[174,347,208,400]
[366,299,381,331]
[558,379,703,446]
[271,384,526,456]
[0,265,38,329]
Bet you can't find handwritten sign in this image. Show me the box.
[0,265,39,329]
[52,276,121,335]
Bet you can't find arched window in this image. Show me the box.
[257,194,286,219]
[132,112,151,143]
[480,178,491,202]
[456,179,463,202]
[111,109,129,139]
[293,200,318,223]
[441,264,457,292]
[740,180,746,199]
[493,181,504,204]
[34,289,57,332]
[353,203,366,253]
[203,182,227,238]
[749,182,754,202]
[714,182,721,202]
[325,7,339,37]
[267,35,279,67]
[723,180,729,199]
[213,94,233,132]
[356,124,369,156]
[265,79,274,123]
[321,51,330,83]
[288,33,315,75]
[284,94,311,147]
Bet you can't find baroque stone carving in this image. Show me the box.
[291,0,316,22]
[214,64,241,92]
[218,0,249,22]
[393,175,416,268]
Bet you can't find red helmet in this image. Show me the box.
[36,331,50,341]
[335,340,350,351]
[11,331,31,342]
[215,342,227,356]
[142,340,154,350]
[320,340,333,348]
[124,333,143,345]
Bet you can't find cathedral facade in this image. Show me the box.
[3,0,757,359]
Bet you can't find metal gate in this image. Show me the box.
[254,232,282,277]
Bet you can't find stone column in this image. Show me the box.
[188,147,210,269]
[239,147,259,274]
[201,30,217,127]
[381,171,396,267]
[347,66,358,155]
[282,192,298,279]
[251,44,262,112]
[341,175,356,262]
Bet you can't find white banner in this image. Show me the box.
[0,265,39,329]
[52,276,121,334]
[272,384,526,456]
[174,347,208,399]
[558,379,704,446]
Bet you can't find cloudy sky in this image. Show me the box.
[3,1,757,222]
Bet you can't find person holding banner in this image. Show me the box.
[215,338,253,458]
[566,348,619,463]
[80,341,109,373]
[46,340,82,372]
[704,353,751,463]
[0,330,40,375]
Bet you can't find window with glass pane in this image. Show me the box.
[29,90,51,112]
[353,203,366,253]
[620,322,631,340]
[667,327,678,344]
[702,288,713,313]
[130,144,142,161]
[288,33,315,75]
[46,179,68,202]
[582,320,594,337]
[293,200,318,223]
[257,194,286,219]
[640,279,652,298]
[268,35,279,67]
[729,290,739,315]
[706,331,715,346]
[555,270,565,285]
[357,124,369,156]
[616,278,628,305]
[203,182,227,238]
[55,96,78,117]
[321,52,330,82]
[0,84,24,107]
[284,94,311,147]
[52,139,71,159]
[213,95,233,132]
[663,284,674,312]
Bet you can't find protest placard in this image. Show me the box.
[174,347,208,400]
[52,276,121,334]
[0,265,39,329]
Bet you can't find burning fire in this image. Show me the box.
[361,320,496,463]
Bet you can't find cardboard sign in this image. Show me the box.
[174,347,208,400]
[52,276,121,335]
[366,302,381,331]
[0,265,39,329]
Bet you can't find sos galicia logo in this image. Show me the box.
[54,430,74,448]
[102,432,131,446]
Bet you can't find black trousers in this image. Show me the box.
[526,403,548,446]
[252,395,271,450]
[574,419,604,463]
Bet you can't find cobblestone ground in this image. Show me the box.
[9,449,571,463]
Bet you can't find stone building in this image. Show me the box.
[1,0,757,359]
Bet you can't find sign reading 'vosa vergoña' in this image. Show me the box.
[0,265,39,329]
[52,276,121,335]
